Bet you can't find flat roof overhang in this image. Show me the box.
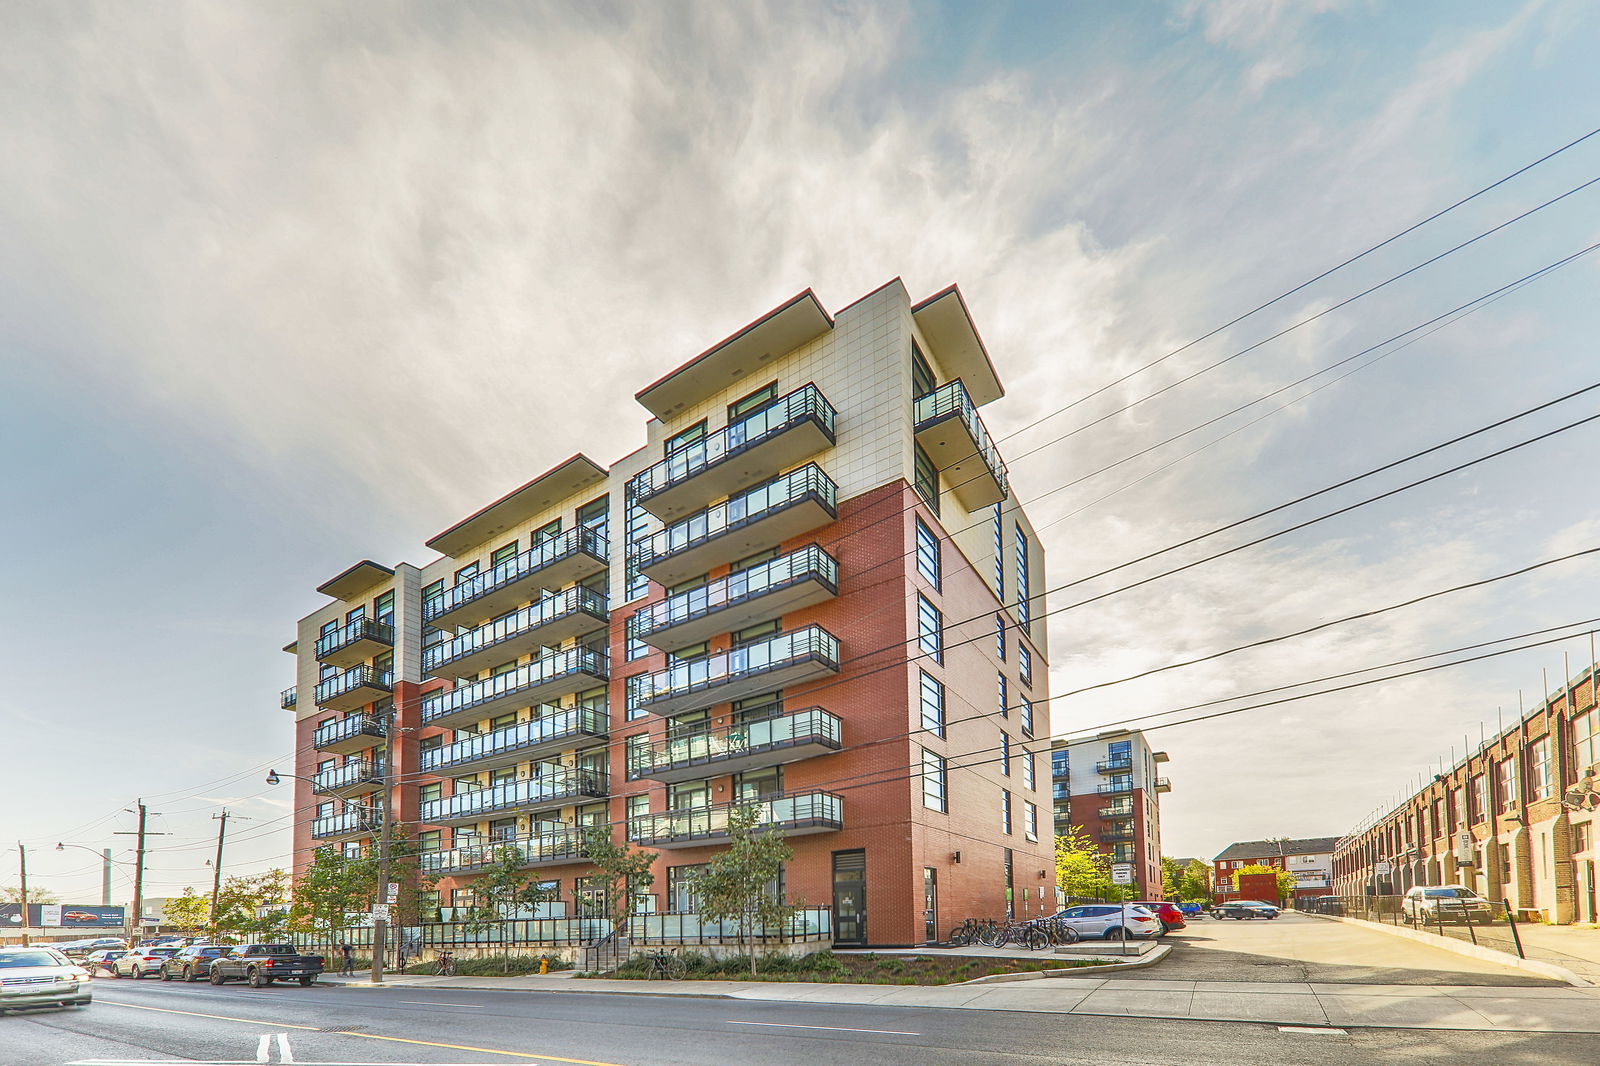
[912,286,1004,406]
[426,454,608,558]
[635,291,833,420]
[317,560,395,601]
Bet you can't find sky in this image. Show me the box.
[3,0,1599,902]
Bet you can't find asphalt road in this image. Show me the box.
[2,976,1596,1066]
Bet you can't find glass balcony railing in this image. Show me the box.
[627,791,844,847]
[423,526,608,625]
[632,464,836,578]
[1156,777,1172,793]
[628,384,836,514]
[1098,803,1135,819]
[626,626,839,715]
[420,646,608,725]
[280,686,297,709]
[311,808,378,839]
[419,828,588,876]
[314,618,395,663]
[1096,780,1134,795]
[423,586,609,675]
[627,545,838,647]
[420,767,609,823]
[313,713,386,752]
[1099,828,1136,844]
[312,759,383,794]
[420,707,609,773]
[913,379,1011,506]
[313,665,392,708]
[1096,757,1134,774]
[626,708,842,780]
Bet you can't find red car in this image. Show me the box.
[1130,901,1187,933]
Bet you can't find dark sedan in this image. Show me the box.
[1214,900,1280,919]
[160,945,233,983]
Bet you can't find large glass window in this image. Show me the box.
[728,382,778,421]
[625,497,656,603]
[1015,527,1031,633]
[995,615,1005,660]
[1020,697,1034,738]
[1023,750,1036,791]
[919,671,945,737]
[491,541,519,568]
[914,444,939,516]
[667,864,707,913]
[992,504,1004,598]
[998,673,1008,719]
[912,343,936,400]
[1018,645,1032,688]
[917,594,943,663]
[1497,758,1518,810]
[1024,801,1038,842]
[578,495,610,543]
[1528,737,1553,801]
[921,749,947,812]
[374,590,395,626]
[665,421,707,455]
[1000,732,1011,777]
[1575,710,1598,774]
[1001,789,1012,835]
[915,518,941,590]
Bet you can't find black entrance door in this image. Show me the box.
[832,849,867,946]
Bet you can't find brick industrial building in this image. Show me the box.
[1050,729,1169,897]
[280,280,1054,947]
[1212,837,1338,906]
[1333,663,1600,924]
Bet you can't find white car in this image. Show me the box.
[1051,904,1162,940]
[111,946,181,979]
[0,947,93,1013]
[1402,886,1494,924]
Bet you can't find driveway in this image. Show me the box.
[1116,911,1559,985]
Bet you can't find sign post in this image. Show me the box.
[1111,864,1135,957]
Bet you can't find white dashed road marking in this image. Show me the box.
[726,1020,919,1035]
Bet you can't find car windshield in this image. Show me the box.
[1423,887,1475,898]
[148,948,180,956]
[0,952,63,968]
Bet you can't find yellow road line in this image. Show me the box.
[97,999,630,1066]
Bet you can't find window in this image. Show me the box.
[422,579,444,611]
[1015,527,1031,633]
[915,518,941,590]
[1018,645,1032,688]
[346,604,366,625]
[419,783,442,805]
[921,749,947,812]
[1469,774,1486,824]
[1024,801,1038,842]
[917,595,943,663]
[665,421,707,455]
[578,495,610,543]
[1000,732,1011,776]
[919,671,945,737]
[912,343,936,399]
[1528,737,1553,801]
[532,518,562,543]
[732,620,780,647]
[1575,710,1598,773]
[1020,697,1034,738]
[995,615,1006,660]
[343,840,362,859]
[728,382,778,421]
[1023,750,1036,791]
[491,541,519,568]
[667,865,707,913]
[1051,748,1069,783]
[624,498,656,603]
[627,633,650,662]
[1497,758,1518,810]
[1001,789,1013,835]
[374,590,395,625]
[626,794,650,821]
[914,444,940,515]
[998,673,1008,719]
[454,562,479,586]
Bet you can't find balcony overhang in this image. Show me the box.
[422,840,588,876]
[311,816,376,841]
[637,493,835,588]
[425,543,608,631]
[633,655,839,718]
[426,454,608,558]
[422,666,608,731]
[1153,751,1170,763]
[313,718,386,756]
[317,560,395,602]
[423,606,608,681]
[632,800,844,849]
[317,629,394,670]
[637,420,834,523]
[914,407,1008,511]
[629,731,842,785]
[424,725,609,777]
[316,677,391,713]
[636,572,836,654]
[312,772,382,800]
[911,286,1003,406]
[422,787,604,828]
[636,291,833,421]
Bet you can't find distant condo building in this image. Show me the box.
[1051,729,1169,897]
[280,280,1053,946]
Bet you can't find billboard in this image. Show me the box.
[0,904,126,928]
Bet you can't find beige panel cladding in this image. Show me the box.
[423,487,611,578]
[392,563,423,683]
[292,577,398,722]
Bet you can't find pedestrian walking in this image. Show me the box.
[339,942,354,976]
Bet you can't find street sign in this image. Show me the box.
[384,883,400,904]
[370,904,391,921]
[1373,861,1391,875]
[1111,863,1135,885]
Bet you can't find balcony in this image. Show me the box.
[628,545,838,653]
[313,713,386,755]
[312,759,383,798]
[626,707,843,784]
[626,626,840,717]
[420,707,609,775]
[419,828,588,876]
[280,686,297,710]
[1156,777,1172,794]
[419,768,609,827]
[420,647,609,730]
[627,791,844,849]
[423,586,609,680]
[1153,750,1170,764]
[629,384,837,521]
[314,618,395,669]
[314,665,392,712]
[311,808,378,840]
[913,380,1010,510]
[1099,828,1136,844]
[634,464,836,588]
[424,526,609,630]
[1096,757,1134,775]
[1096,780,1133,795]
[1098,804,1134,819]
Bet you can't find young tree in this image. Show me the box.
[1178,860,1213,903]
[462,845,556,973]
[1159,857,1184,898]
[579,825,657,942]
[291,846,378,950]
[1055,828,1123,900]
[690,805,799,977]
[1,885,59,905]
[217,869,291,938]
[162,888,213,933]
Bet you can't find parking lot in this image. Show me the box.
[1120,910,1561,985]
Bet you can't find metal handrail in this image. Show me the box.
[627,790,844,843]
[913,379,1011,498]
[424,586,609,672]
[314,665,392,704]
[421,707,609,772]
[314,618,395,659]
[632,464,837,571]
[424,526,609,622]
[627,545,838,641]
[420,767,609,822]
[626,708,841,777]
[421,646,609,723]
[626,626,839,711]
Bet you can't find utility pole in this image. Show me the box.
[209,810,229,938]
[371,716,396,984]
[18,842,29,947]
[114,801,166,941]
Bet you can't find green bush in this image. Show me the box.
[400,954,569,977]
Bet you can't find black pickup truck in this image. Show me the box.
[207,944,324,987]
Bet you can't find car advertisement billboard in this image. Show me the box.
[0,904,126,928]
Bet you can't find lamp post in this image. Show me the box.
[54,844,117,907]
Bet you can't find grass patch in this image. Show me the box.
[588,950,1111,985]
[399,954,571,977]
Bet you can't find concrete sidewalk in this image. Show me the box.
[316,970,1600,1033]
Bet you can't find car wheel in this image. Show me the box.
[160,969,172,981]
[248,969,265,988]
[1105,926,1127,941]
[209,969,224,985]
[299,976,314,986]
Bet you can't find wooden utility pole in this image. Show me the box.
[114,801,166,941]
[209,810,229,937]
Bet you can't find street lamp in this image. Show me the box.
[55,843,118,908]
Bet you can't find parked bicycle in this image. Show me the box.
[645,949,685,981]
[434,951,456,977]
[946,917,997,946]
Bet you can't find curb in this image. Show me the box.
[1303,912,1593,987]
[957,943,1173,984]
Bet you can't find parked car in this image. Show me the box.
[1402,885,1494,924]
[1213,900,1280,920]
[0,947,93,1013]
[80,949,128,975]
[1129,901,1187,932]
[1051,904,1162,940]
[1176,902,1208,917]
[111,945,182,978]
[1302,895,1345,916]
[208,944,325,987]
[160,945,233,983]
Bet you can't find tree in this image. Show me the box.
[1,885,59,905]
[1232,864,1296,902]
[1055,828,1125,901]
[690,805,800,977]
[1179,860,1213,903]
[1159,857,1184,898]
[580,825,657,942]
[290,846,377,948]
[163,888,213,933]
[216,869,291,938]
[462,845,556,973]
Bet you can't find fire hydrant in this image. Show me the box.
[539,957,550,975]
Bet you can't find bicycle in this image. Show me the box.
[644,949,686,981]
[434,951,456,977]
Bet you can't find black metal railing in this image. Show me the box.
[280,686,297,709]
[626,626,838,712]
[423,526,608,623]
[420,767,609,822]
[290,907,833,950]
[313,713,386,750]
[627,790,843,845]
[627,545,837,643]
[311,759,383,794]
[314,618,395,661]
[311,809,378,838]
[626,708,842,779]
[1096,758,1134,774]
[314,665,392,705]
[418,829,588,875]
[1096,780,1133,795]
[423,586,609,673]
[913,379,1010,499]
[420,707,609,773]
[631,464,837,573]
[420,647,608,724]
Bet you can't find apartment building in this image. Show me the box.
[280,279,1053,947]
[1212,837,1337,905]
[1050,729,1169,897]
[1333,664,1600,924]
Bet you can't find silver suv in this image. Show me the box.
[1402,885,1494,924]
